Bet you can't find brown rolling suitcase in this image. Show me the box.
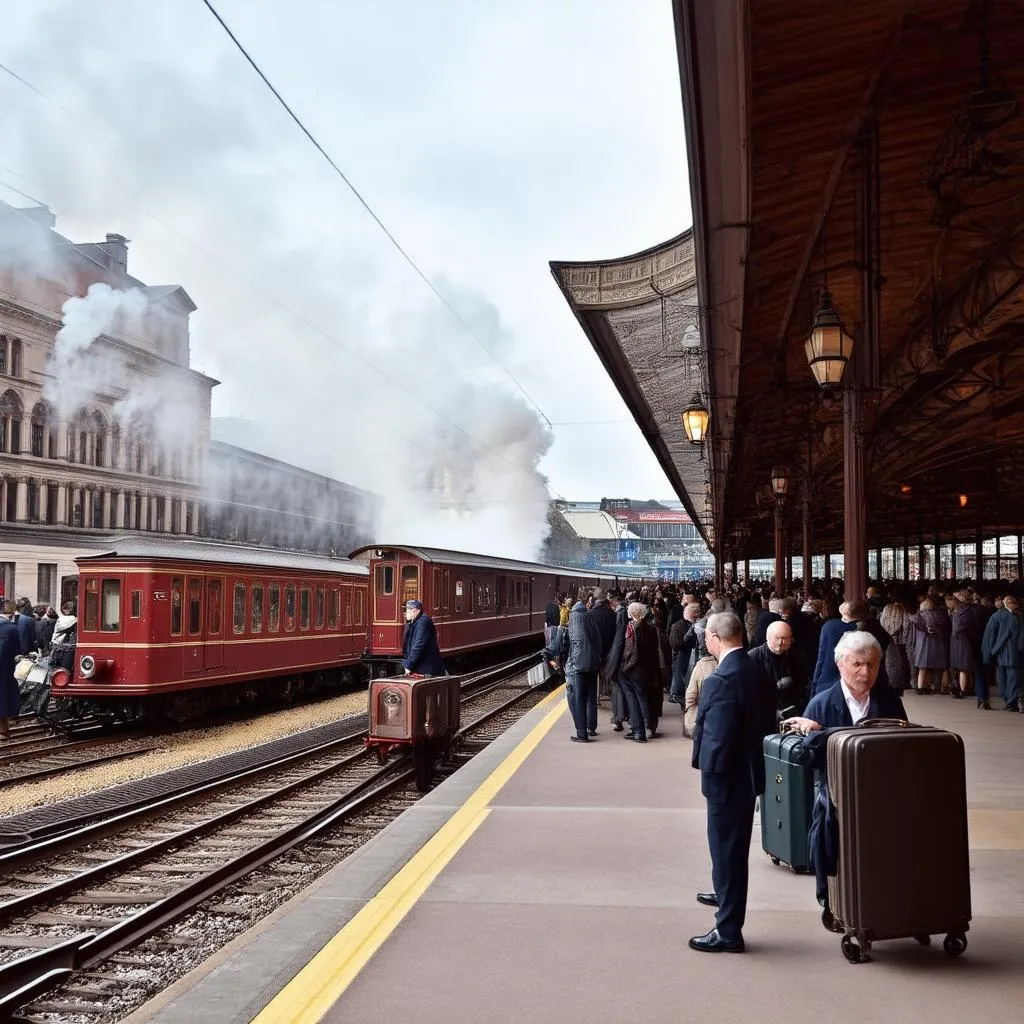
[826,720,971,963]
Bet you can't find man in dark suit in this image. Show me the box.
[0,608,21,739]
[401,600,446,677]
[784,630,907,927]
[689,611,773,953]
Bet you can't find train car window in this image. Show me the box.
[471,581,479,613]
[233,583,246,634]
[443,570,450,612]
[355,590,365,625]
[208,580,223,634]
[269,584,280,632]
[188,580,202,636]
[401,565,418,604]
[101,579,121,631]
[315,586,325,629]
[328,589,339,629]
[131,590,142,619]
[300,587,311,631]
[170,578,182,636]
[455,579,463,614]
[285,585,296,632]
[251,585,264,633]
[375,565,394,596]
[343,590,352,627]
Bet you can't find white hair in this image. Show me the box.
[834,629,881,665]
[627,601,647,621]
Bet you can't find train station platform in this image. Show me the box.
[127,688,1024,1024]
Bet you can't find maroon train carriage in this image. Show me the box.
[48,537,370,724]
[348,545,620,676]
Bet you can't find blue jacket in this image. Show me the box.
[401,613,446,676]
[0,620,21,718]
[691,649,772,804]
[15,613,36,656]
[810,619,855,696]
[981,608,1024,668]
[566,602,602,674]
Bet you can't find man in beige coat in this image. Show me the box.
[683,653,719,737]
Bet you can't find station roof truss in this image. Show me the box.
[662,0,1024,559]
[551,232,720,548]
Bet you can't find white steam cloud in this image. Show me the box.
[0,1,555,560]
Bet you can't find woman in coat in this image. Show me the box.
[908,597,951,694]
[620,602,662,741]
[878,600,913,696]
[948,594,981,701]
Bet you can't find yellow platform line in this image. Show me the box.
[251,685,567,1024]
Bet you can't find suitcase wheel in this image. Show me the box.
[913,934,931,947]
[770,856,781,866]
[791,865,810,875]
[841,934,871,964]
[943,933,968,958]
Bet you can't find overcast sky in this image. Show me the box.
[0,0,691,530]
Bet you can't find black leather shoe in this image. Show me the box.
[588,729,597,736]
[570,735,589,743]
[688,928,744,953]
[613,723,624,732]
[696,892,719,907]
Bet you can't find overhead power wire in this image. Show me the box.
[0,62,569,502]
[198,0,553,430]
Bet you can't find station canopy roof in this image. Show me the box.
[556,0,1024,559]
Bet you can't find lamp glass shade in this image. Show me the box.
[770,465,790,497]
[806,290,854,387]
[958,494,968,508]
[680,398,710,444]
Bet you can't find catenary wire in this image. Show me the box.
[198,0,553,430]
[0,63,569,502]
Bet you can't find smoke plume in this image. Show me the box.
[0,0,557,560]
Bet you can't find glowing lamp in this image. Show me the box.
[681,394,710,444]
[805,289,854,387]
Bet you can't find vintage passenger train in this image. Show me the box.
[35,537,625,724]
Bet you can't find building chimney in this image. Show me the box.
[104,233,129,273]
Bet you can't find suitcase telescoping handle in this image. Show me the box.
[856,717,913,729]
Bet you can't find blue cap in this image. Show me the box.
[406,599,423,610]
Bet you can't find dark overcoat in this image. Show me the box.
[402,613,446,676]
[0,620,21,719]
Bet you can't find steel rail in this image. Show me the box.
[0,763,412,1019]
[0,745,161,787]
[0,653,536,865]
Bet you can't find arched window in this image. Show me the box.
[0,336,7,376]
[30,401,52,459]
[91,411,107,467]
[0,390,23,454]
[111,423,121,469]
[10,339,22,378]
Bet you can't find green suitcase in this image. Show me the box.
[761,732,814,872]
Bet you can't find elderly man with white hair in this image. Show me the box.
[783,629,907,928]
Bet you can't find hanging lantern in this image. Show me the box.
[805,289,854,387]
[770,464,790,498]
[680,393,710,444]
[958,493,968,508]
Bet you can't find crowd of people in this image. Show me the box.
[540,572,1023,952]
[0,597,78,740]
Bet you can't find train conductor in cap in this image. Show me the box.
[402,600,446,677]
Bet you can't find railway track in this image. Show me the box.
[0,657,552,1022]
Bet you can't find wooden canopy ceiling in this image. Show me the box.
[676,0,1024,559]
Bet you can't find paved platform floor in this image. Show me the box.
[130,689,1024,1024]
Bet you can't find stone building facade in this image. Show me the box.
[0,201,215,603]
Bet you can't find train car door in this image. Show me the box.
[496,575,506,617]
[183,575,205,676]
[373,560,397,625]
[205,577,224,671]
